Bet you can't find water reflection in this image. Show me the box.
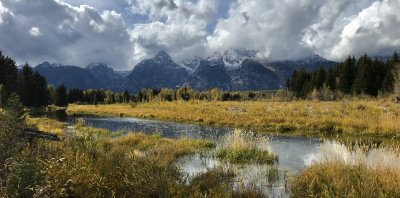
[63,115,399,197]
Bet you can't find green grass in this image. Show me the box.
[216,148,277,164]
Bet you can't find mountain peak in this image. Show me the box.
[86,62,110,70]
[154,50,174,63]
[36,61,55,68]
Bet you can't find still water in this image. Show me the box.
[45,111,399,197]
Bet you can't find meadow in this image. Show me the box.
[2,104,400,197]
[67,99,400,138]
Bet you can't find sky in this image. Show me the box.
[0,0,399,70]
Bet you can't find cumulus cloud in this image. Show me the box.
[207,0,319,60]
[328,0,400,59]
[1,0,400,70]
[208,0,400,61]
[0,0,133,70]
[127,0,218,63]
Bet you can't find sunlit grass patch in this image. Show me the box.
[216,129,278,164]
[67,99,400,137]
[26,116,65,135]
[290,162,400,198]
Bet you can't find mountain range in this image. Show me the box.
[34,49,338,93]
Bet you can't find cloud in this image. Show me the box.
[1,0,400,70]
[208,0,400,61]
[207,0,319,60]
[127,0,218,63]
[29,27,41,37]
[0,1,13,24]
[0,0,133,70]
[328,0,400,59]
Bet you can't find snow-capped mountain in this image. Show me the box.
[124,51,188,93]
[35,49,338,92]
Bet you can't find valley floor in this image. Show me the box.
[67,99,400,138]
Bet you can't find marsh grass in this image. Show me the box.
[2,116,265,197]
[67,99,400,137]
[26,116,66,136]
[290,162,400,198]
[216,129,278,164]
[291,141,400,197]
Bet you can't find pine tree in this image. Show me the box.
[33,71,49,107]
[0,84,6,107]
[352,54,371,94]
[54,85,68,107]
[0,51,18,96]
[315,67,326,89]
[338,56,356,94]
[325,67,336,90]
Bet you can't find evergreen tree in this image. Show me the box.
[18,64,35,107]
[0,51,18,97]
[325,67,336,90]
[33,71,49,106]
[338,56,356,94]
[315,67,326,90]
[123,91,130,103]
[54,85,68,107]
[0,84,6,107]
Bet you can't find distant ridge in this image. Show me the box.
[35,49,338,92]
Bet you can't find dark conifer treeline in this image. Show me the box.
[287,52,400,99]
[0,51,49,108]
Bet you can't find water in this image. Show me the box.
[66,115,322,172]
[49,111,399,197]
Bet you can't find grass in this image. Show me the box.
[1,113,266,197]
[26,116,66,136]
[216,129,278,164]
[67,99,400,137]
[290,140,400,197]
[290,162,400,198]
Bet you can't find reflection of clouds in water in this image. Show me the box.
[178,154,220,177]
[304,141,400,170]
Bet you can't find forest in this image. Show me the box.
[287,52,400,99]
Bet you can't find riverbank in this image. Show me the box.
[3,115,269,197]
[67,99,400,138]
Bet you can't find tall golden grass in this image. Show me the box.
[68,99,400,137]
[1,117,264,197]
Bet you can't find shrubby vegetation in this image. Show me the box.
[287,52,400,99]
